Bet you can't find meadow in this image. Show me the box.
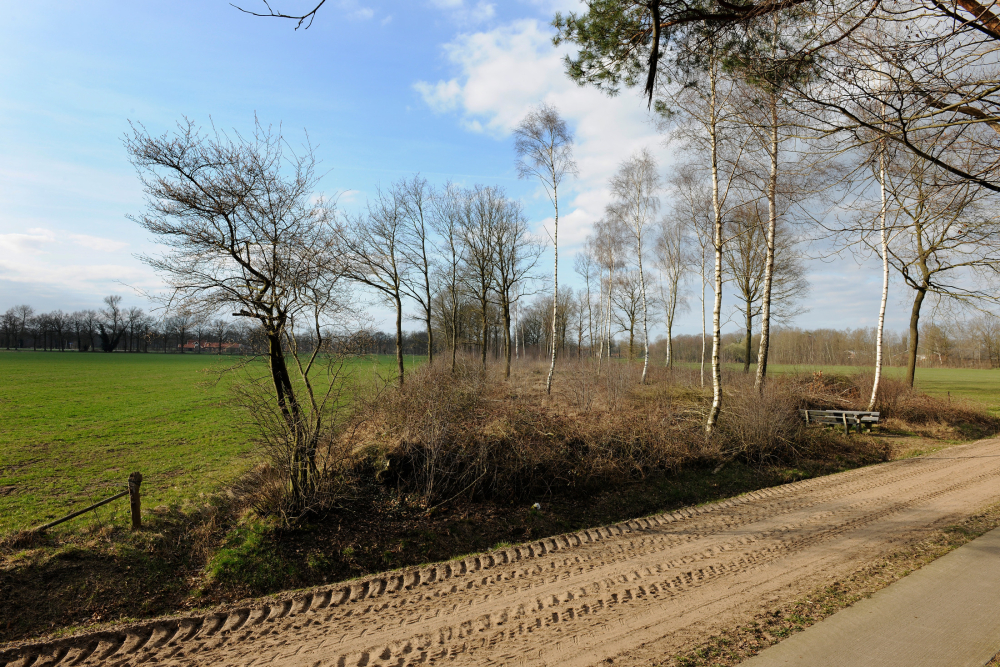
[0,351,413,533]
[763,364,1000,413]
[1,351,997,534]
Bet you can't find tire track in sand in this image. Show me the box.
[4,439,1000,667]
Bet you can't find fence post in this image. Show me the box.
[128,472,143,529]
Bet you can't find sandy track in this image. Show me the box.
[5,438,1000,667]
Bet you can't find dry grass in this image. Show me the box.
[343,359,703,504]
[332,357,982,506]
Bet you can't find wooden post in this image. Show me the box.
[128,472,143,530]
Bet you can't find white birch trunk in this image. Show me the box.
[754,88,779,392]
[545,188,559,394]
[868,141,890,411]
[706,61,724,433]
[638,245,650,383]
[700,247,707,387]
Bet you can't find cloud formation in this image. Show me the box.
[414,19,671,250]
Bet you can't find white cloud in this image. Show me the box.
[428,0,496,25]
[414,19,669,250]
[66,233,129,253]
[0,229,57,255]
[339,189,362,204]
[336,0,375,21]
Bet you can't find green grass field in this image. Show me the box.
[760,364,1000,413]
[2,353,996,535]
[0,352,252,534]
[0,351,419,534]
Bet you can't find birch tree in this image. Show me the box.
[610,148,660,383]
[513,104,577,395]
[723,204,808,372]
[654,215,687,367]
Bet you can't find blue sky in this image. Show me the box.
[0,0,913,337]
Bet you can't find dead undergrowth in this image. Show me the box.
[1,358,997,647]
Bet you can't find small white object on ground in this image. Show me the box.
[532,503,541,510]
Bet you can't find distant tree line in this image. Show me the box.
[664,320,1000,370]
[0,296,256,354]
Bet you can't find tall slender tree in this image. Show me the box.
[610,148,661,383]
[513,103,577,395]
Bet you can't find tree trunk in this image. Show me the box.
[451,295,458,373]
[744,302,753,373]
[267,330,310,507]
[638,250,650,384]
[706,62,724,434]
[906,287,926,387]
[503,302,513,379]
[869,143,891,410]
[701,249,707,387]
[480,309,488,367]
[395,293,405,386]
[754,88,779,392]
[546,188,559,394]
[586,278,593,358]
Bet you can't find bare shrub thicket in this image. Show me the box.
[345,357,699,504]
[231,350,367,521]
[715,375,806,466]
[801,371,1000,434]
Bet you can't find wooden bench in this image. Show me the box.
[799,409,880,434]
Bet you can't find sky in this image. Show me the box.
[0,0,914,337]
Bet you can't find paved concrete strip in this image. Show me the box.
[740,526,1000,667]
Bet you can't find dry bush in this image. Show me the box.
[715,375,806,466]
[230,355,366,523]
[343,357,698,504]
[794,370,1000,434]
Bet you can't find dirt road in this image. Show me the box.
[5,438,1000,667]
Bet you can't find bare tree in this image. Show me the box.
[431,183,466,372]
[574,249,599,357]
[492,198,543,378]
[211,318,230,355]
[668,166,714,384]
[514,103,577,395]
[610,148,661,383]
[654,215,687,367]
[125,117,343,513]
[1,309,19,349]
[399,175,436,363]
[881,151,1000,386]
[459,185,501,367]
[12,305,33,350]
[337,184,409,386]
[98,296,127,353]
[723,205,809,372]
[612,270,644,360]
[592,215,628,374]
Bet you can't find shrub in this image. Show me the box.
[716,376,806,466]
